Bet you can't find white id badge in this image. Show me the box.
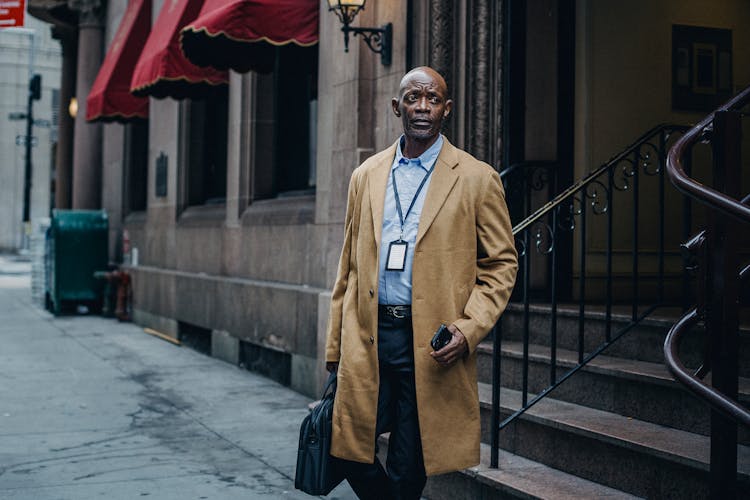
[386,240,408,271]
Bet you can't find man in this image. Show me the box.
[325,67,518,500]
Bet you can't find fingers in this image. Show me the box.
[432,346,460,365]
[430,329,467,366]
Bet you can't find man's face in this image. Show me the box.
[392,70,452,142]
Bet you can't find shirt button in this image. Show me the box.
[369,336,375,344]
[369,289,374,297]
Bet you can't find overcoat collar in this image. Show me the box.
[368,137,460,248]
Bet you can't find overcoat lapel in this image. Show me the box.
[416,141,459,246]
[368,142,398,248]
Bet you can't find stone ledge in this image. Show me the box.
[128,265,325,360]
[241,195,315,226]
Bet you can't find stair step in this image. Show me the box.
[377,435,639,499]
[477,383,750,498]
[499,304,750,376]
[491,340,750,397]
[477,340,750,443]
[484,339,676,382]
[504,303,750,331]
[424,443,640,500]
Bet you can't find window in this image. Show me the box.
[185,86,229,206]
[123,121,148,213]
[252,46,318,200]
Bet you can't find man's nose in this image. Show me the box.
[416,96,430,111]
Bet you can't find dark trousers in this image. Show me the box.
[341,313,427,500]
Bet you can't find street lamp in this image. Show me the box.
[327,0,392,66]
[68,97,78,118]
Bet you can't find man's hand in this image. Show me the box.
[430,324,468,366]
[326,362,339,373]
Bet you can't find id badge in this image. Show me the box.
[386,240,408,271]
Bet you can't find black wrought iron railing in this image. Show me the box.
[500,160,560,219]
[664,86,750,498]
[490,123,691,468]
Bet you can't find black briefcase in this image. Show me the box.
[295,372,343,495]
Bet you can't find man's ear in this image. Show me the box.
[443,99,453,119]
[392,97,401,117]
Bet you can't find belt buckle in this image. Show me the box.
[387,305,405,319]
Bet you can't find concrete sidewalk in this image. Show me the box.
[0,255,356,499]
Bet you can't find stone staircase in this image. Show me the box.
[420,306,750,499]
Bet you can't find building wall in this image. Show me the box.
[311,0,409,393]
[0,19,62,251]
[101,0,750,395]
[113,0,411,397]
[573,0,750,296]
[576,0,750,178]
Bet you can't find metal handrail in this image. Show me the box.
[663,86,750,424]
[664,308,750,427]
[666,86,750,223]
[663,86,750,497]
[499,160,558,181]
[490,122,691,469]
[514,123,688,235]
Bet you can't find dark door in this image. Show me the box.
[504,0,575,300]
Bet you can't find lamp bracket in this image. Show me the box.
[341,22,392,66]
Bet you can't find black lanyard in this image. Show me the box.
[391,161,435,240]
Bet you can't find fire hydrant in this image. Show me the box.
[93,270,132,321]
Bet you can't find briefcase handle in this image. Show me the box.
[309,372,337,437]
[322,371,337,399]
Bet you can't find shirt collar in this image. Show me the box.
[394,134,444,171]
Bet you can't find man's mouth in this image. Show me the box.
[411,120,432,127]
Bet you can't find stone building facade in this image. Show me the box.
[29,0,750,398]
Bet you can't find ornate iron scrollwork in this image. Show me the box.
[342,25,392,66]
[533,222,555,255]
[585,180,610,215]
[556,198,581,231]
[613,158,636,191]
[528,167,550,191]
[639,142,661,176]
[514,236,527,257]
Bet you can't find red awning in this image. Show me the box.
[86,0,150,122]
[130,0,228,99]
[180,0,318,74]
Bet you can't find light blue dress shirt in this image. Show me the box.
[378,134,444,305]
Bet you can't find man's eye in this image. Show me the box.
[407,94,418,102]
[429,97,440,104]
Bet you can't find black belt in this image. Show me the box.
[378,304,412,319]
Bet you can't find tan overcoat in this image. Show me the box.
[325,138,518,476]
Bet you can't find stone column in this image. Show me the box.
[429,0,455,141]
[69,0,103,209]
[465,0,504,167]
[51,25,77,210]
[468,0,491,163]
[492,1,504,168]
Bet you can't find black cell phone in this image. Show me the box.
[430,323,453,351]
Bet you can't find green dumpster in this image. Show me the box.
[45,210,109,315]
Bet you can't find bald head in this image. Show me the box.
[392,66,453,157]
[398,66,449,99]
